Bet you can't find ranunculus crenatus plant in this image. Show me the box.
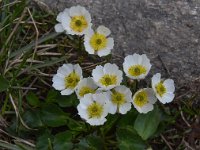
[53,5,175,126]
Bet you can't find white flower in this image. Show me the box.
[52,64,83,95]
[132,88,157,113]
[55,5,92,35]
[75,77,98,99]
[84,25,114,57]
[106,85,132,114]
[77,93,110,126]
[123,53,151,80]
[151,73,175,104]
[92,63,123,90]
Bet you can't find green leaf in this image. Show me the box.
[56,93,79,107]
[75,134,105,150]
[46,89,59,103]
[75,139,90,150]
[118,109,138,127]
[36,131,53,150]
[67,118,86,132]
[134,106,161,140]
[53,131,73,150]
[26,92,40,107]
[0,75,9,92]
[40,104,68,127]
[117,126,146,150]
[101,114,119,135]
[86,135,104,150]
[23,110,44,128]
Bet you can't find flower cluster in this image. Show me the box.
[53,6,175,126]
[55,5,113,57]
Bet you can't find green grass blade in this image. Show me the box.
[9,32,61,58]
[0,140,22,150]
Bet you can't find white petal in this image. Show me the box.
[60,11,71,31]
[152,73,161,88]
[55,23,64,33]
[97,48,111,57]
[140,103,154,114]
[116,70,123,85]
[83,10,91,23]
[119,103,132,114]
[93,93,107,105]
[164,79,175,93]
[80,94,93,106]
[84,40,95,54]
[108,104,117,114]
[103,63,119,74]
[136,54,143,64]
[69,5,85,16]
[92,66,104,81]
[97,38,113,57]
[77,104,88,120]
[61,88,74,95]
[87,117,107,126]
[160,93,175,104]
[86,77,98,89]
[106,38,114,49]
[52,75,64,83]
[57,66,69,76]
[101,85,116,90]
[74,64,82,78]
[52,83,65,90]
[123,55,136,74]
[114,86,132,102]
[97,25,111,37]
[141,54,151,70]
[63,8,69,15]
[84,29,94,38]
[62,64,73,73]
[56,12,63,22]
[145,88,157,104]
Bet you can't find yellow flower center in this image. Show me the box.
[128,65,147,77]
[89,33,107,51]
[64,72,80,89]
[111,90,126,105]
[70,16,88,32]
[155,82,166,97]
[79,86,95,97]
[134,91,148,107]
[87,102,103,118]
[99,74,117,87]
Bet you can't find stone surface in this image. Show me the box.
[34,0,200,90]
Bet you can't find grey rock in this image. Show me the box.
[33,0,200,90]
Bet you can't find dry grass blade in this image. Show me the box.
[9,32,61,58]
[27,8,39,66]
[0,129,35,148]
[9,94,37,130]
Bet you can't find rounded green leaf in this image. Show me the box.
[23,110,44,128]
[56,93,79,107]
[36,132,53,150]
[53,131,73,150]
[86,135,104,150]
[26,92,40,107]
[134,106,161,140]
[40,104,68,127]
[117,126,146,150]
